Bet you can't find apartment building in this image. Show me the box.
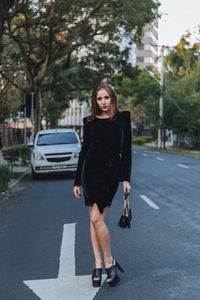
[135,19,158,68]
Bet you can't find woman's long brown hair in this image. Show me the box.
[86,82,120,122]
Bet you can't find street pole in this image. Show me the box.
[31,92,35,142]
[24,94,27,144]
[158,46,164,149]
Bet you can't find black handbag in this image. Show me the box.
[118,192,132,228]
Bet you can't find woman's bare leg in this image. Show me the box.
[89,203,113,282]
[89,219,102,267]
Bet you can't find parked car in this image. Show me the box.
[31,128,81,179]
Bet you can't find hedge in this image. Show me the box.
[0,165,10,193]
[15,144,31,164]
[132,136,154,145]
[3,144,31,166]
[2,148,19,172]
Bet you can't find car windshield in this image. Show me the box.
[36,132,78,146]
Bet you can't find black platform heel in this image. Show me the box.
[92,268,102,287]
[105,258,124,287]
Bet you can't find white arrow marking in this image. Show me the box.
[24,223,106,300]
[140,195,160,210]
[177,164,189,169]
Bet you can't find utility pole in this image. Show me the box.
[158,46,164,149]
[24,94,27,144]
[31,92,35,142]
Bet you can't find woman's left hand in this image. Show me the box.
[123,181,131,194]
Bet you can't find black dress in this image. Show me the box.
[74,110,132,214]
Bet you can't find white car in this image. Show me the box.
[31,128,81,179]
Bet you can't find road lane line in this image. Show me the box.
[177,164,189,169]
[140,195,160,210]
[143,154,149,157]
[59,223,75,277]
[133,151,137,154]
[156,157,164,161]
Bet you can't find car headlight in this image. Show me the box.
[33,152,45,160]
[74,152,80,158]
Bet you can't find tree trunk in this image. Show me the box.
[34,85,42,136]
[178,131,181,152]
[163,129,166,150]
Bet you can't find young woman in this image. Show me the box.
[73,82,132,287]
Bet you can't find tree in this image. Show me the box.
[0,83,21,123]
[0,0,159,134]
[164,33,200,149]
[165,32,200,78]
[112,68,161,135]
[0,0,15,51]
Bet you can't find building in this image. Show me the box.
[135,19,158,69]
[58,99,90,138]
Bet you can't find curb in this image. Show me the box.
[0,168,31,202]
[8,168,31,190]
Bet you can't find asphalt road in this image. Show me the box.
[0,146,200,300]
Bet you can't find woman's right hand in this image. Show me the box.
[73,185,82,198]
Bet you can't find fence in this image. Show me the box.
[0,124,28,148]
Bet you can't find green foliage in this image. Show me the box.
[2,144,31,176]
[2,148,19,168]
[165,33,199,77]
[14,144,31,164]
[132,136,153,145]
[110,67,161,135]
[0,0,159,132]
[164,56,200,146]
[0,85,21,123]
[0,165,10,193]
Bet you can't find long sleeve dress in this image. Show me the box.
[74,110,132,214]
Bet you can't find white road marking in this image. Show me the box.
[155,151,161,154]
[140,195,160,210]
[24,223,106,300]
[156,157,164,161]
[133,151,137,154]
[177,164,189,169]
[143,153,149,157]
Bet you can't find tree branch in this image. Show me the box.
[35,0,58,84]
[7,18,35,86]
[37,0,106,83]
[0,81,10,99]
[0,71,25,92]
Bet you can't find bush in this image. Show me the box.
[0,165,10,192]
[132,136,154,145]
[2,148,19,172]
[15,144,31,164]
[3,145,31,166]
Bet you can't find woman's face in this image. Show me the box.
[96,88,112,114]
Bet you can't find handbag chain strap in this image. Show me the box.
[123,192,130,216]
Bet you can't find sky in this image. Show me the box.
[158,0,200,47]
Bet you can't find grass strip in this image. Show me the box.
[133,144,200,158]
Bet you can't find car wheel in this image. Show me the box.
[32,167,40,180]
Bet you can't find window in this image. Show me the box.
[37,132,78,146]
[137,44,144,50]
[136,57,144,63]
